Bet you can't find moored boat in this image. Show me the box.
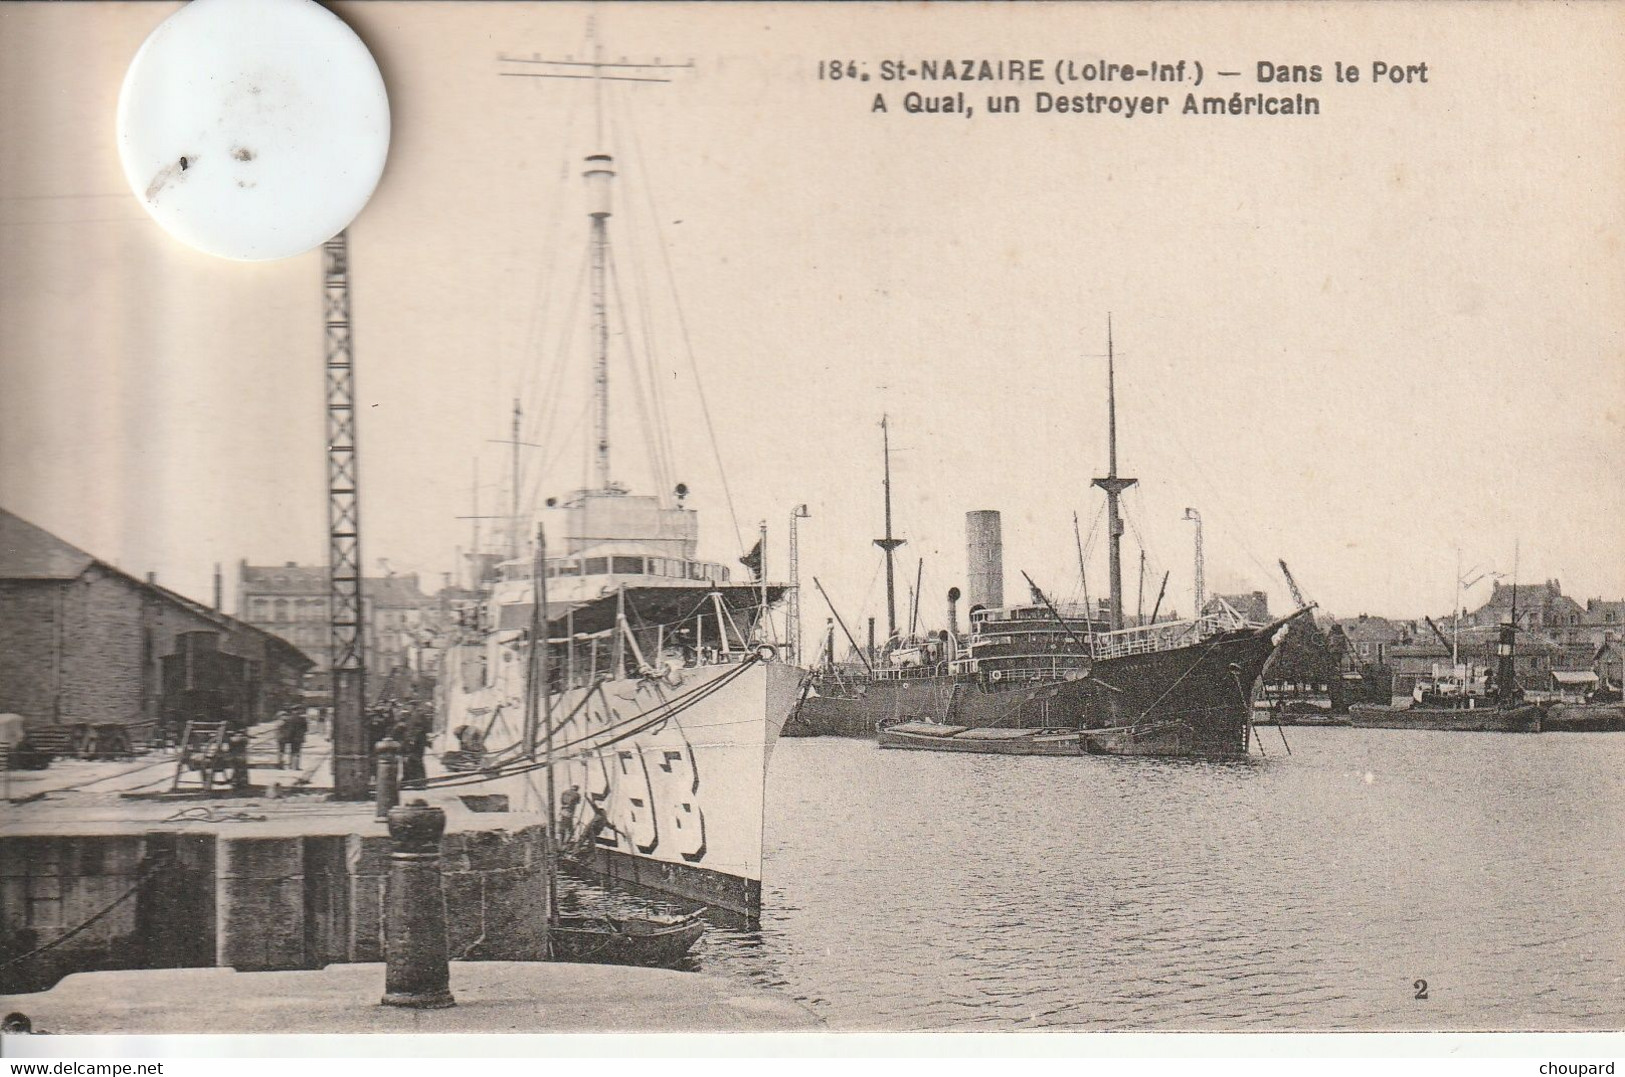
[548,912,706,968]
[1347,592,1543,734]
[1347,701,1543,733]
[1539,702,1624,733]
[877,721,1085,756]
[840,325,1306,759]
[436,55,795,923]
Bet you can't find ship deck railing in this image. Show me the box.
[963,610,1253,668]
[1087,612,1249,659]
[946,657,1091,682]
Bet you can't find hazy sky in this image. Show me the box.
[3,2,1622,634]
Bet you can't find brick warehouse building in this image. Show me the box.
[0,508,313,731]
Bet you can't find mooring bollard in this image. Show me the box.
[374,736,401,821]
[229,732,250,793]
[381,799,455,1009]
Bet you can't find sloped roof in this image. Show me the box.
[0,510,312,671]
[1585,599,1625,623]
[151,580,314,671]
[0,508,95,580]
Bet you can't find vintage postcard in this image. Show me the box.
[1,0,1621,1053]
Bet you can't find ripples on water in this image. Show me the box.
[576,729,1625,1031]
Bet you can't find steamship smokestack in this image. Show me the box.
[946,586,961,638]
[966,510,1004,610]
[213,563,223,611]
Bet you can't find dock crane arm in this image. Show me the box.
[1423,615,1454,654]
[1278,559,1310,611]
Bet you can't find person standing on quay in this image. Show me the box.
[279,708,307,770]
[400,705,430,788]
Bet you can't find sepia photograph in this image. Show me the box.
[1,0,1622,1052]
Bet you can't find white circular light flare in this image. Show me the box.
[117,0,390,261]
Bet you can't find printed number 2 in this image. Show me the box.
[1413,979,1429,1000]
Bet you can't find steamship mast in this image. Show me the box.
[498,23,693,515]
[873,415,905,644]
[1090,318,1137,632]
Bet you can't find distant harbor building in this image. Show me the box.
[1465,580,1622,671]
[1331,614,1416,669]
[1203,591,1271,625]
[1583,598,1625,643]
[237,562,440,675]
[0,509,312,731]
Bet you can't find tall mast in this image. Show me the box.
[470,458,480,589]
[1090,318,1137,632]
[586,154,613,493]
[873,415,906,642]
[1453,548,1462,669]
[1137,548,1146,626]
[497,21,692,498]
[1073,511,1093,629]
[1500,542,1520,700]
[789,504,810,660]
[511,398,522,560]
[534,525,558,928]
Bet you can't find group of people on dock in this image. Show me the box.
[270,696,434,784]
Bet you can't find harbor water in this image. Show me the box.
[632,729,1625,1031]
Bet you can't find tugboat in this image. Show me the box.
[1349,581,1543,733]
[864,323,1306,759]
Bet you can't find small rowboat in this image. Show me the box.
[549,911,707,968]
[876,718,1208,758]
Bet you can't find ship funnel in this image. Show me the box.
[946,586,961,637]
[584,154,615,219]
[966,510,1004,610]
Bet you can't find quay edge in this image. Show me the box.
[0,962,823,1034]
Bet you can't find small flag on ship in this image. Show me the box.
[740,538,763,580]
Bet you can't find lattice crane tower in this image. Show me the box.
[323,231,370,800]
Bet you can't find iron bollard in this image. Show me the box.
[374,736,401,821]
[380,799,455,1009]
[229,732,250,793]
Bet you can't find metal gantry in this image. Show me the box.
[788,504,810,661]
[1184,507,1205,620]
[324,231,370,800]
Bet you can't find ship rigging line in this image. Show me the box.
[523,251,592,524]
[418,655,762,791]
[601,107,681,502]
[422,677,744,791]
[1120,491,1168,609]
[605,238,676,497]
[1131,632,1233,725]
[606,81,678,498]
[617,84,745,554]
[1064,501,1106,608]
[529,247,589,456]
[513,85,585,419]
